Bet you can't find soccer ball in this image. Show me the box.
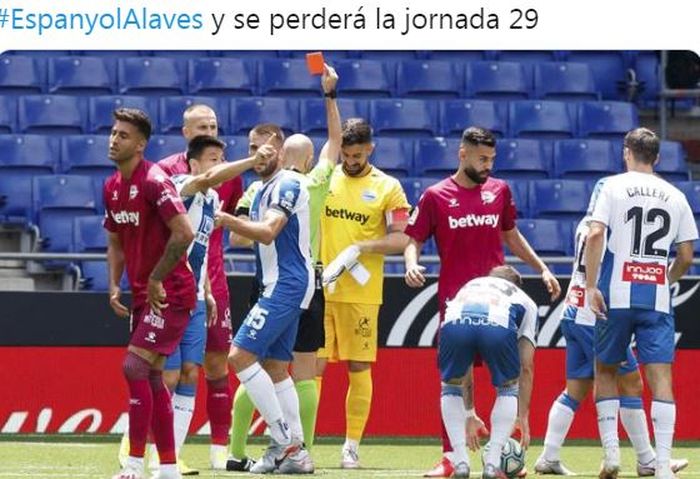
[481,437,526,478]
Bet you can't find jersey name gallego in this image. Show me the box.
[325,205,370,225]
[448,213,500,229]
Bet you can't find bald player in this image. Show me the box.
[226,64,340,472]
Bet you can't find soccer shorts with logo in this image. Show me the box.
[318,301,380,363]
[294,284,325,353]
[596,309,675,365]
[206,289,233,352]
[233,296,303,362]
[164,300,206,369]
[561,320,638,379]
[129,304,192,356]
[438,316,519,387]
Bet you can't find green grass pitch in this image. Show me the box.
[0,436,698,478]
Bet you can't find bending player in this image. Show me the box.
[585,128,696,479]
[403,126,560,478]
[217,124,315,474]
[106,108,196,479]
[226,64,341,472]
[438,266,536,479]
[536,202,689,476]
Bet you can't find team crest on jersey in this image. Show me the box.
[129,185,139,200]
[112,190,118,200]
[408,206,419,226]
[448,198,460,208]
[155,174,166,183]
[481,190,496,205]
[361,190,378,202]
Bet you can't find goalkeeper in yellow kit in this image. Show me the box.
[318,118,411,468]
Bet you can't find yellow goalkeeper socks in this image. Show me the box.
[346,368,373,442]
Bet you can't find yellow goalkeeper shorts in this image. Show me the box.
[318,301,380,363]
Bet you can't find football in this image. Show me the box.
[481,437,526,478]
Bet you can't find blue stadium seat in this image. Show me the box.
[334,60,395,98]
[145,135,187,162]
[259,59,321,97]
[151,51,211,60]
[0,96,16,133]
[74,215,108,252]
[414,138,460,177]
[158,96,227,134]
[565,51,626,100]
[516,218,570,256]
[48,56,114,95]
[61,135,112,179]
[0,174,34,226]
[396,61,463,99]
[578,101,639,139]
[495,51,558,65]
[369,99,439,137]
[529,179,592,222]
[371,138,414,177]
[33,175,98,214]
[188,58,256,96]
[230,97,299,136]
[18,95,86,134]
[509,100,576,139]
[360,51,420,61]
[675,182,700,220]
[440,99,508,138]
[88,95,156,134]
[656,140,689,182]
[505,180,530,218]
[634,51,660,107]
[299,98,368,135]
[400,177,441,206]
[426,51,486,62]
[118,57,185,95]
[220,51,281,59]
[33,175,99,253]
[494,139,551,180]
[0,134,59,174]
[466,62,531,100]
[80,261,110,291]
[0,55,44,94]
[219,136,251,163]
[553,139,620,180]
[534,62,599,100]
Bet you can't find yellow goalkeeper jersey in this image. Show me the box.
[320,165,410,304]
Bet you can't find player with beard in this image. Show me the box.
[317,118,411,468]
[403,126,561,478]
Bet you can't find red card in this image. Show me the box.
[306,52,325,76]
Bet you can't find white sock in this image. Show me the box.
[344,438,359,451]
[651,400,676,468]
[172,393,195,455]
[236,363,290,445]
[596,398,620,454]
[486,393,518,469]
[542,393,578,462]
[274,377,303,442]
[159,463,178,476]
[440,384,469,467]
[620,397,655,465]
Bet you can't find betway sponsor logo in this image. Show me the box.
[448,213,500,229]
[111,210,140,226]
[622,262,666,285]
[325,206,369,225]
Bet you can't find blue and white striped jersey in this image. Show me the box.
[251,169,314,309]
[444,276,538,346]
[561,217,597,326]
[589,171,698,313]
[172,174,219,300]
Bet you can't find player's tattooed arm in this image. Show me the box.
[149,213,195,282]
[356,214,410,255]
[217,209,288,246]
